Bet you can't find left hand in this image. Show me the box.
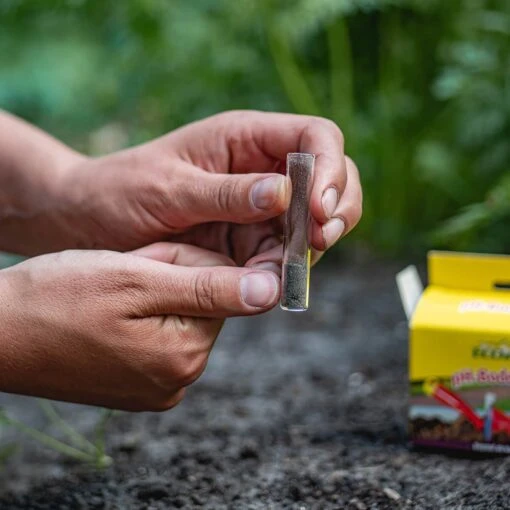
[0,242,279,411]
[59,111,362,268]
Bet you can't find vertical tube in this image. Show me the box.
[281,153,314,312]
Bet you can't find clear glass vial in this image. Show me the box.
[280,152,315,312]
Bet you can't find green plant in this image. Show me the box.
[433,173,510,252]
[259,0,509,253]
[0,420,17,468]
[428,2,510,252]
[0,443,18,465]
[0,403,113,469]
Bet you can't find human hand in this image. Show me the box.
[0,243,279,411]
[58,111,362,269]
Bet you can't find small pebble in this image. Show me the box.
[349,498,367,510]
[327,470,350,483]
[348,372,365,388]
[383,487,401,501]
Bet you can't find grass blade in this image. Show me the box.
[267,24,322,116]
[1,412,95,463]
[37,399,97,455]
[327,16,354,130]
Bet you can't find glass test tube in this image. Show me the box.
[280,152,314,312]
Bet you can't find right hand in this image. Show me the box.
[0,243,279,411]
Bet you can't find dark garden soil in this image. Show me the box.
[1,256,509,509]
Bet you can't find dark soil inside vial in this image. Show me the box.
[281,262,308,310]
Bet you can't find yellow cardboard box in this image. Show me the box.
[397,251,510,454]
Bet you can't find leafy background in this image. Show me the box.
[0,0,509,255]
[0,0,509,474]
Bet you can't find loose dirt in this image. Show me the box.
[1,257,509,509]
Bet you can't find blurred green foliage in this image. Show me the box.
[1,0,508,254]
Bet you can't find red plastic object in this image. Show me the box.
[492,408,510,434]
[431,384,484,430]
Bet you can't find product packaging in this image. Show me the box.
[397,251,510,454]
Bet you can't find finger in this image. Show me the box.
[333,156,363,236]
[167,316,224,354]
[215,112,347,225]
[245,243,324,271]
[130,242,235,268]
[175,163,290,225]
[228,221,282,266]
[139,263,281,318]
[310,156,362,251]
[306,140,346,228]
[245,243,283,276]
[158,317,224,389]
[310,217,344,251]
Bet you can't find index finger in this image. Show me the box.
[130,242,236,268]
[220,111,347,225]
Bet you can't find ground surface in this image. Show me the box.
[1,257,509,509]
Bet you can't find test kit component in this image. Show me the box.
[281,152,315,312]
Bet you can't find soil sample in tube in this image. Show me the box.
[281,153,314,312]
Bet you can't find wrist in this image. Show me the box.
[0,149,89,255]
[0,111,90,254]
[46,147,89,201]
[0,112,86,216]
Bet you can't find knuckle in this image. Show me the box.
[192,271,217,313]
[345,155,358,173]
[164,388,187,409]
[96,257,144,290]
[114,269,147,293]
[343,202,363,232]
[302,117,345,152]
[351,201,363,225]
[216,177,240,212]
[172,315,199,338]
[148,389,187,412]
[83,264,148,310]
[219,109,251,122]
[312,116,343,137]
[175,355,208,387]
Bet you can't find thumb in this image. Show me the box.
[142,264,280,318]
[178,165,290,225]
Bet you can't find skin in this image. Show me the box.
[0,243,280,411]
[0,109,362,411]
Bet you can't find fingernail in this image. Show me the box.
[250,262,281,276]
[241,272,279,308]
[251,176,285,210]
[322,218,345,247]
[322,187,339,219]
